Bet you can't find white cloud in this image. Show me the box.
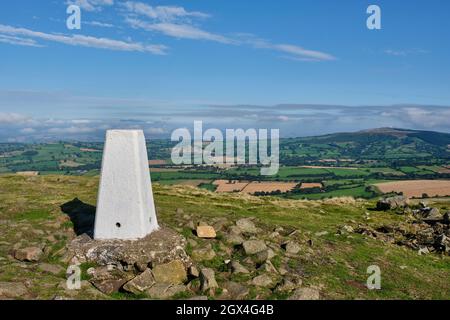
[84,21,114,28]
[0,112,31,124]
[0,24,167,54]
[122,1,210,22]
[0,34,43,47]
[239,34,335,61]
[401,107,450,128]
[48,126,97,134]
[384,49,429,57]
[126,18,234,44]
[66,0,114,12]
[20,127,36,134]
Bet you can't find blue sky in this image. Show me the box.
[0,0,449,141]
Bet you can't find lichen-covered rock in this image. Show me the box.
[68,226,192,269]
[199,268,218,292]
[152,260,187,285]
[196,226,216,238]
[122,269,156,294]
[0,282,28,298]
[288,287,320,300]
[251,274,274,288]
[376,196,408,211]
[236,218,259,234]
[230,260,250,274]
[191,245,216,261]
[146,283,186,299]
[14,247,43,262]
[243,240,267,255]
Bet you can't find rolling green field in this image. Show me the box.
[1,128,449,200]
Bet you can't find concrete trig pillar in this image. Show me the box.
[94,130,159,240]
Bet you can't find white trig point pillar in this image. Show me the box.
[94,130,159,240]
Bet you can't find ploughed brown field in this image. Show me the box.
[374,180,450,198]
[213,180,249,192]
[213,180,298,194]
[241,181,298,194]
[300,182,323,189]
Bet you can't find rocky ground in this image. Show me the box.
[0,175,449,300]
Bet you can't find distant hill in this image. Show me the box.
[281,128,450,165]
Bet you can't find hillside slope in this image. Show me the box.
[0,175,449,300]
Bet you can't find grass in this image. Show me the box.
[0,174,449,300]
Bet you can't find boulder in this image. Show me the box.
[222,281,249,300]
[288,287,320,300]
[199,268,218,293]
[230,261,250,274]
[376,196,408,211]
[251,274,274,288]
[152,260,187,285]
[242,240,267,255]
[282,241,301,255]
[253,249,275,264]
[236,218,259,234]
[0,282,28,298]
[422,208,442,222]
[14,247,43,262]
[191,246,216,261]
[38,263,64,275]
[122,269,156,294]
[146,283,186,299]
[224,234,245,245]
[188,265,200,278]
[443,211,450,224]
[196,226,216,238]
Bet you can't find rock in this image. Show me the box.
[134,261,148,272]
[418,247,430,255]
[224,234,245,245]
[274,278,297,293]
[253,249,275,264]
[339,225,354,234]
[236,218,259,234]
[146,283,186,299]
[0,282,28,298]
[288,287,320,300]
[443,211,450,224]
[230,261,250,274]
[196,226,217,238]
[251,274,274,288]
[228,225,242,235]
[176,208,184,214]
[282,241,301,255]
[38,263,64,275]
[152,260,187,285]
[422,208,442,222]
[191,246,216,261]
[200,268,218,293]
[222,281,249,300]
[434,234,450,253]
[68,226,192,269]
[243,240,267,255]
[315,231,329,237]
[376,196,408,211]
[89,267,133,294]
[188,265,200,278]
[258,261,278,273]
[14,247,43,262]
[123,269,156,294]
